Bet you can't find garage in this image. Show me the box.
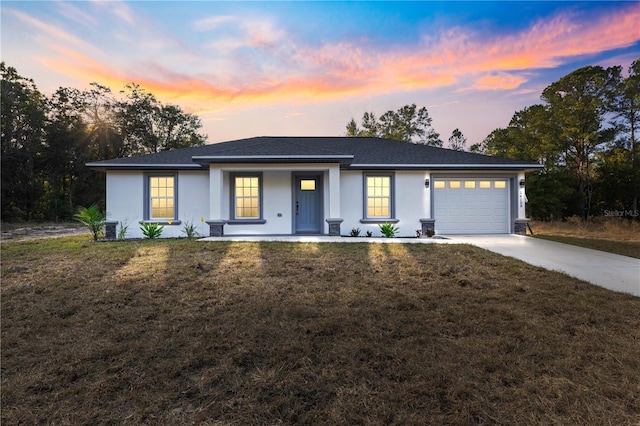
[433,178,510,234]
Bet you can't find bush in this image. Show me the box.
[182,221,199,239]
[140,222,164,239]
[379,222,399,238]
[74,204,106,241]
[118,221,129,240]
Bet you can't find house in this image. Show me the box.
[87,136,542,239]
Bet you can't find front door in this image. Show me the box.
[295,175,322,234]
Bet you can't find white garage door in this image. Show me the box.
[433,178,510,234]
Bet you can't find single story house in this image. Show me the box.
[87,136,542,239]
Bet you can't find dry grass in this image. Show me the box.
[531,217,640,241]
[2,237,639,425]
[530,217,640,258]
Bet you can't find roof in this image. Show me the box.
[86,136,542,171]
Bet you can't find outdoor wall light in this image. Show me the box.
[519,179,525,187]
[424,179,430,188]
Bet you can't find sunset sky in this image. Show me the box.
[2,1,639,147]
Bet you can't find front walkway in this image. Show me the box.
[199,234,640,297]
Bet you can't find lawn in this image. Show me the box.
[530,218,640,258]
[2,237,639,425]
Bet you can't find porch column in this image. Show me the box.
[326,166,343,235]
[208,166,225,237]
[515,171,529,235]
[328,166,341,218]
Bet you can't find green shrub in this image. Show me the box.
[182,221,199,239]
[140,222,164,239]
[74,204,106,241]
[118,221,129,240]
[350,227,361,237]
[379,222,399,238]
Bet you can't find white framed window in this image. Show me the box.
[363,173,395,220]
[230,173,263,222]
[145,175,177,221]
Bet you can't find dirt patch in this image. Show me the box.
[0,223,89,241]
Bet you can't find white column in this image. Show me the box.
[517,171,527,219]
[424,172,431,218]
[209,166,223,219]
[328,165,341,218]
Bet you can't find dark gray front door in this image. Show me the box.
[295,175,322,233]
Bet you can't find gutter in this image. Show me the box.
[347,163,544,171]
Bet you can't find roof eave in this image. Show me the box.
[192,155,355,165]
[86,163,205,171]
[347,163,544,171]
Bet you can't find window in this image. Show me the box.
[449,181,461,189]
[479,181,491,189]
[147,175,177,221]
[494,181,506,189]
[464,181,476,189]
[230,173,264,222]
[434,180,446,189]
[300,179,316,191]
[364,174,394,219]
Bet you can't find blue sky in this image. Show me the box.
[2,1,638,147]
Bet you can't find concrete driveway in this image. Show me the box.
[441,235,640,297]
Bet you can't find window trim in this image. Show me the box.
[360,172,397,223]
[143,173,180,224]
[228,172,266,224]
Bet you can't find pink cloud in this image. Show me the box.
[9,9,92,49]
[19,2,640,113]
[473,73,528,91]
[387,4,639,91]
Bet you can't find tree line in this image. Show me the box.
[347,60,639,221]
[1,63,207,222]
[2,59,638,223]
[482,61,639,220]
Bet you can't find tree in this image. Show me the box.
[345,104,442,146]
[484,105,560,164]
[483,105,571,220]
[482,62,636,221]
[345,118,359,137]
[448,128,467,151]
[42,87,91,219]
[74,204,106,241]
[609,58,640,211]
[1,64,209,222]
[116,83,206,154]
[1,62,48,220]
[541,65,620,219]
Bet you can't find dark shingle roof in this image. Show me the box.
[87,136,542,170]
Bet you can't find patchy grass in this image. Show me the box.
[2,237,639,425]
[531,217,640,258]
[534,235,640,259]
